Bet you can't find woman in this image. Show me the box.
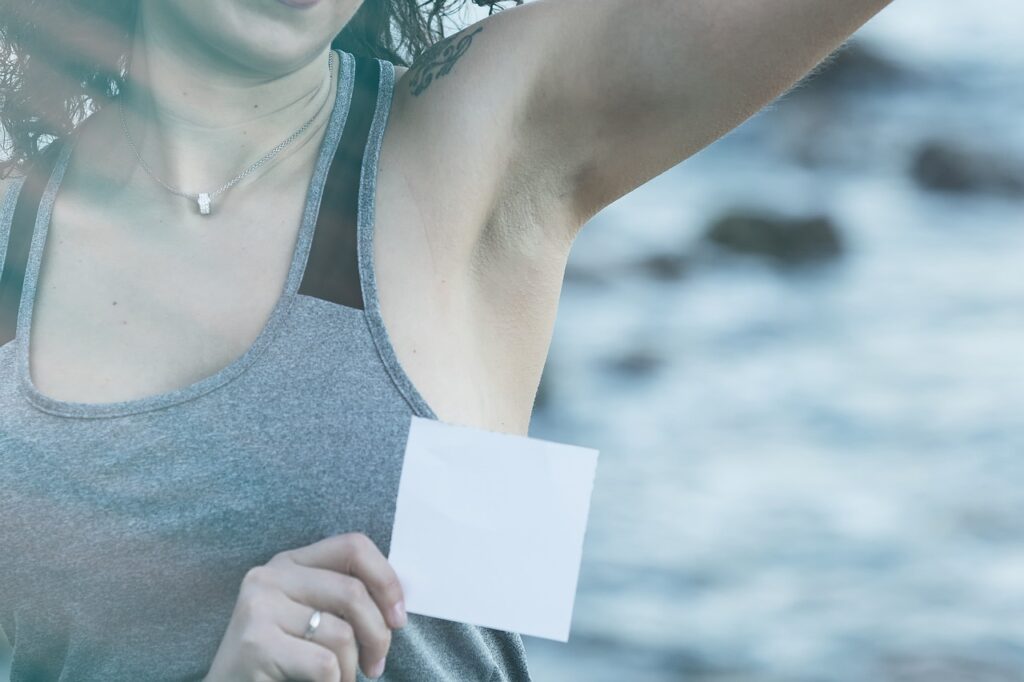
[0,0,894,680]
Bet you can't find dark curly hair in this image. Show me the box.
[0,0,522,180]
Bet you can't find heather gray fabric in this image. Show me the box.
[0,49,532,681]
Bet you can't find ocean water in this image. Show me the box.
[520,2,1024,681]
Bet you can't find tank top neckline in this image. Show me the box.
[15,49,359,419]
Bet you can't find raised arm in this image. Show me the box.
[482,0,894,234]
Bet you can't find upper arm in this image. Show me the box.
[384,0,893,266]
[506,0,894,228]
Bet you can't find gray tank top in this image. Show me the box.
[0,49,532,682]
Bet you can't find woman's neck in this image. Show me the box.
[112,4,336,214]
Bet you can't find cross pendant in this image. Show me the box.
[197,193,212,216]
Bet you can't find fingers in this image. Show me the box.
[273,533,408,630]
[267,563,392,678]
[272,596,363,682]
[217,533,406,682]
[263,627,346,682]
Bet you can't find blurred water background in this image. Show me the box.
[511,1,1024,680]
[3,1,1022,680]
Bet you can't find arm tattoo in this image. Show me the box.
[407,26,484,97]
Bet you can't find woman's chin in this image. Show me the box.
[156,0,348,75]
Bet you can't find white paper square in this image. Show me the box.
[387,416,599,642]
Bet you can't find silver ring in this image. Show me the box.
[303,609,322,641]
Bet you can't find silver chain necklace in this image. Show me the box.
[117,51,335,217]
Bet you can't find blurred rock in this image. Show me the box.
[603,348,664,378]
[698,210,844,268]
[565,250,691,284]
[911,139,1024,197]
[954,504,1024,542]
[629,252,690,281]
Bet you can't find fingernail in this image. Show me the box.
[390,600,407,628]
[368,657,386,679]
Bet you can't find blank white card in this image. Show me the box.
[387,416,599,642]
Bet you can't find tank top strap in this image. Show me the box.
[300,52,436,420]
[299,53,391,311]
[0,140,68,347]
